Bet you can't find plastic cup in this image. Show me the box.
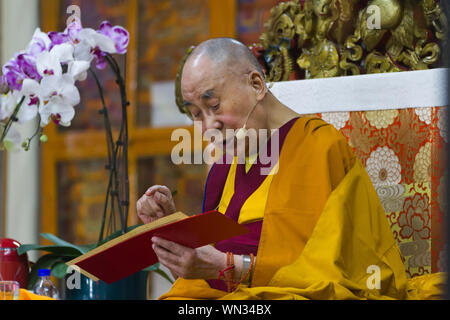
[0,281,20,300]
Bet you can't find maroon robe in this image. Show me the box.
[203,117,299,291]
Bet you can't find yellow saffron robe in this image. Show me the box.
[159,117,446,300]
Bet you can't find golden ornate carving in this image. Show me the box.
[259,1,300,81]
[174,0,447,110]
[175,46,195,117]
[297,38,340,78]
[257,0,447,81]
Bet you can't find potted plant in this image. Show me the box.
[17,227,173,300]
[1,20,173,299]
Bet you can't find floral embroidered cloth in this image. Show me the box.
[317,107,447,277]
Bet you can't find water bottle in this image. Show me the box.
[32,269,59,299]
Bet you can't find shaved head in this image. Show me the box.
[175,37,297,157]
[179,37,270,146]
[184,38,264,79]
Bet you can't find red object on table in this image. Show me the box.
[0,238,29,288]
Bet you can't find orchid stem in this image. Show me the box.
[0,96,25,144]
[90,54,130,243]
[105,53,130,236]
[89,67,118,245]
[22,115,43,150]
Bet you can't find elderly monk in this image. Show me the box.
[136,38,445,300]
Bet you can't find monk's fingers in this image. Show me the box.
[155,185,173,198]
[152,243,180,268]
[151,237,188,256]
[145,185,162,195]
[151,243,195,279]
[136,193,148,211]
[146,197,166,218]
[137,195,165,222]
[145,185,172,198]
[154,191,176,214]
[136,196,151,218]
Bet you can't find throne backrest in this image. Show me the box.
[253,0,448,278]
[267,67,448,278]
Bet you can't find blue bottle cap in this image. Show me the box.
[38,269,51,277]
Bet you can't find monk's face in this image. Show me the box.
[181,54,266,156]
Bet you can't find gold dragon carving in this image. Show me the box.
[254,0,447,81]
[175,0,447,114]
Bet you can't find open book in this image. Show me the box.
[66,210,249,284]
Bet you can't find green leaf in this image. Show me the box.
[77,243,97,253]
[17,244,83,257]
[153,269,174,284]
[142,263,173,284]
[96,224,142,247]
[51,261,69,279]
[27,254,69,290]
[40,233,90,254]
[142,262,160,272]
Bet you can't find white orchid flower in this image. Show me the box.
[68,60,90,82]
[37,42,90,82]
[15,78,41,123]
[73,28,116,62]
[36,42,74,77]
[26,28,52,57]
[50,43,90,81]
[0,91,18,121]
[51,42,75,63]
[39,74,80,127]
[0,89,34,123]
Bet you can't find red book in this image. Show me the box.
[66,211,249,284]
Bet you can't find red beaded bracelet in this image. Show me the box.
[217,252,235,292]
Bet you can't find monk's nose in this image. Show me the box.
[202,115,221,135]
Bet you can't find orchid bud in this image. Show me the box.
[40,134,48,143]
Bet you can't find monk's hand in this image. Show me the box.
[136,185,176,224]
[151,237,226,280]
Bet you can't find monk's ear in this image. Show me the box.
[248,70,267,101]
